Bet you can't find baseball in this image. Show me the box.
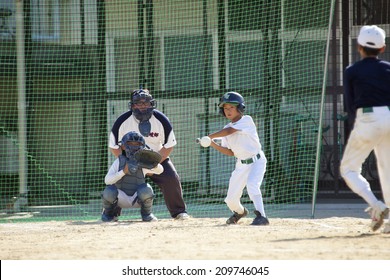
[198,136,211,147]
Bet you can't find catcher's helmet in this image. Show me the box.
[218,92,245,116]
[120,131,146,158]
[128,89,157,122]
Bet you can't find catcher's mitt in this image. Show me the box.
[135,149,162,169]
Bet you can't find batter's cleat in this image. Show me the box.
[226,208,249,224]
[382,222,390,234]
[251,211,270,226]
[174,212,190,220]
[382,221,390,234]
[142,213,158,222]
[365,201,389,231]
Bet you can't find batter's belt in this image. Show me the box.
[240,153,261,164]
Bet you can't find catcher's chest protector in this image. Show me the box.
[116,156,146,196]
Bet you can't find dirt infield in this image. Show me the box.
[1,216,389,260]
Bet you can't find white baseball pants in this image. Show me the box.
[340,106,390,208]
[225,151,267,216]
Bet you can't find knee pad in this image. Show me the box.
[102,185,119,204]
[137,183,154,203]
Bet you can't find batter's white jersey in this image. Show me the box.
[220,115,262,160]
[109,110,177,152]
[220,115,267,216]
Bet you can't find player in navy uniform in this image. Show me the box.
[109,89,189,220]
[340,25,390,233]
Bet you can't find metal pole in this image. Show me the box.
[138,0,145,86]
[311,0,336,218]
[15,0,28,210]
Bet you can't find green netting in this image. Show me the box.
[0,0,334,222]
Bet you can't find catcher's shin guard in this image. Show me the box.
[136,183,156,221]
[139,197,157,222]
[101,185,121,222]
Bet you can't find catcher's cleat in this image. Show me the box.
[101,207,121,222]
[226,208,249,224]
[101,212,119,222]
[142,213,158,222]
[251,210,270,226]
[365,201,389,231]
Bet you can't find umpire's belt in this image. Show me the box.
[241,153,261,164]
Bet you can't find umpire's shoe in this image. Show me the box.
[251,210,269,226]
[226,208,249,224]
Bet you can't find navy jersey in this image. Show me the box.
[109,110,177,152]
[344,57,390,115]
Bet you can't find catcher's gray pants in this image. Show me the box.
[102,184,154,211]
[149,158,187,218]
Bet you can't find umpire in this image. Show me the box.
[109,89,189,220]
[340,25,390,233]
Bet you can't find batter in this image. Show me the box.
[204,92,269,226]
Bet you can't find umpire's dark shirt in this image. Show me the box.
[344,57,390,123]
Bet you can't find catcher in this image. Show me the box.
[101,131,163,222]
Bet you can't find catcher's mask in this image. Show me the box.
[120,131,146,158]
[128,89,157,122]
[218,92,246,116]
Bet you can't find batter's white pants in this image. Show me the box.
[225,150,267,215]
[340,106,390,210]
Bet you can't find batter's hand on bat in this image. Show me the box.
[196,136,212,147]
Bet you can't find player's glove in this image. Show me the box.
[135,149,162,169]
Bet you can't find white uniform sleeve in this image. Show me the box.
[109,132,120,150]
[163,130,177,149]
[105,159,126,185]
[231,115,252,132]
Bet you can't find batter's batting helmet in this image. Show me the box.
[128,89,157,121]
[120,131,146,158]
[218,92,245,116]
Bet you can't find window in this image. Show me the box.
[31,0,60,40]
[228,0,265,31]
[353,0,390,25]
[164,35,213,91]
[0,1,15,40]
[228,41,266,89]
